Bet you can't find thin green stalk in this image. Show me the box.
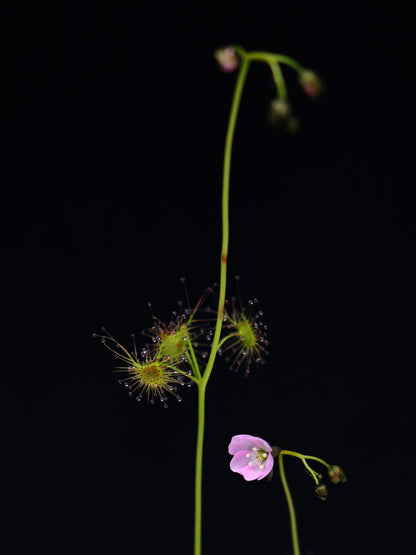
[194,380,206,555]
[278,451,301,555]
[201,55,251,386]
[275,54,304,72]
[186,339,202,381]
[280,449,330,487]
[193,55,251,555]
[269,61,288,100]
[242,50,304,73]
[281,449,330,469]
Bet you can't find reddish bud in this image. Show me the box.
[299,69,324,98]
[214,46,240,73]
[328,465,347,484]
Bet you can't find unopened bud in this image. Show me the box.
[268,99,299,133]
[314,483,328,501]
[299,69,324,98]
[269,98,291,120]
[328,465,347,484]
[214,46,240,73]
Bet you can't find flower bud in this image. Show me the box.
[269,98,291,121]
[314,483,328,501]
[299,69,324,98]
[328,465,347,484]
[268,99,299,133]
[214,46,240,73]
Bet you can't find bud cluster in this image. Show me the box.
[268,98,299,133]
[313,464,347,501]
[214,45,324,133]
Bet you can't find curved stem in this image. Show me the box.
[217,332,240,351]
[238,49,304,73]
[201,56,250,386]
[275,54,304,72]
[302,454,330,468]
[170,367,200,384]
[193,55,251,555]
[185,339,202,381]
[278,451,301,555]
[281,449,330,469]
[268,61,288,100]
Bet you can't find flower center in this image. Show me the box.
[245,447,269,470]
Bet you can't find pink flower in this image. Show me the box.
[228,434,274,481]
[214,46,240,73]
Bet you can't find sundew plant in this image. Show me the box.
[95,45,346,555]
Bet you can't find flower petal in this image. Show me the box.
[229,435,255,455]
[250,436,272,453]
[241,466,265,481]
[230,450,274,481]
[230,452,261,481]
[228,434,272,455]
[256,455,274,480]
[230,450,252,471]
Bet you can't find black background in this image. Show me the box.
[3,3,415,554]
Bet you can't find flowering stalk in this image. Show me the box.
[193,45,323,555]
[277,449,345,554]
[193,51,251,555]
[229,436,346,555]
[96,44,323,555]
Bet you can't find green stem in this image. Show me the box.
[275,54,304,72]
[201,56,251,386]
[281,450,330,469]
[268,61,288,100]
[186,339,202,381]
[280,450,330,486]
[239,49,304,73]
[217,332,239,351]
[193,55,251,555]
[278,451,301,555]
[194,381,206,555]
[302,455,330,468]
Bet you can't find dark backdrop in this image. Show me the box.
[3,3,414,555]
